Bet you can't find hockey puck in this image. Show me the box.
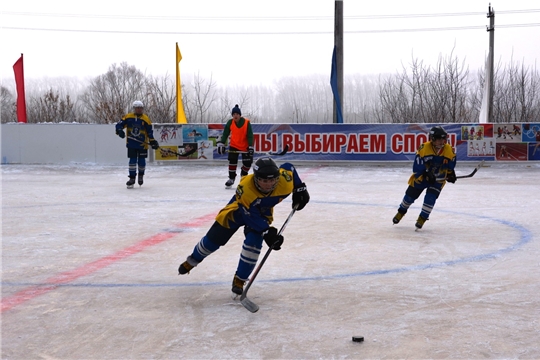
[352,336,364,342]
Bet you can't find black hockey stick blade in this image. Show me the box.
[269,144,289,156]
[456,160,485,179]
[128,136,196,158]
[227,145,289,156]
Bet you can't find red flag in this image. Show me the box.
[13,54,27,123]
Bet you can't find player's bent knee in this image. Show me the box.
[205,221,237,246]
[405,186,423,199]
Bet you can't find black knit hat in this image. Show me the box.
[231,104,241,116]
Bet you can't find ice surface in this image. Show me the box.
[1,162,539,359]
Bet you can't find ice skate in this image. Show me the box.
[225,178,235,189]
[138,174,144,186]
[231,274,245,296]
[415,215,428,230]
[393,209,406,224]
[178,261,194,275]
[126,176,136,189]
[178,256,198,275]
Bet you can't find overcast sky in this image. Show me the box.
[1,0,539,86]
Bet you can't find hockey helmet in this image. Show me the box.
[429,126,448,141]
[132,100,144,108]
[253,157,280,193]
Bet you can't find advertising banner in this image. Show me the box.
[153,123,540,162]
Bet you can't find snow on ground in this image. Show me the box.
[1,162,539,359]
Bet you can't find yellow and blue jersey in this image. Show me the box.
[215,163,302,233]
[408,141,456,186]
[115,113,155,150]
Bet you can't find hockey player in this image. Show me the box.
[178,157,310,296]
[393,126,457,230]
[216,104,255,188]
[115,101,159,188]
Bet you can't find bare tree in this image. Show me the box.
[376,52,473,123]
[493,59,540,122]
[345,74,381,123]
[274,76,333,123]
[1,86,16,123]
[145,74,176,123]
[80,62,147,123]
[187,71,217,123]
[215,89,235,123]
[248,84,278,123]
[3,77,86,123]
[27,88,77,123]
[212,85,257,123]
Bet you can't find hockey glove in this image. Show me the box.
[217,141,225,155]
[292,182,310,211]
[446,170,457,183]
[116,129,125,139]
[149,139,159,150]
[423,170,436,184]
[263,226,284,251]
[248,146,254,156]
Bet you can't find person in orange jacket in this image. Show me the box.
[216,104,254,188]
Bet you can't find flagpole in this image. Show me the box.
[333,0,344,124]
[487,4,495,123]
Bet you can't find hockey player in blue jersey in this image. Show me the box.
[178,157,310,296]
[393,126,457,229]
[115,101,159,188]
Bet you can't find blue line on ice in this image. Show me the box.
[3,201,532,288]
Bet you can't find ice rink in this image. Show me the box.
[1,161,539,359]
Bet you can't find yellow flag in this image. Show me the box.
[176,43,188,123]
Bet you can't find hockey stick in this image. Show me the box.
[240,205,298,313]
[226,145,290,156]
[126,136,196,157]
[455,160,485,179]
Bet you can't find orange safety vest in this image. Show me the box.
[229,118,250,151]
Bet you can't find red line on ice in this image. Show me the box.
[1,213,216,313]
[1,166,321,313]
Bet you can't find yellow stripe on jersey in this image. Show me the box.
[417,142,455,160]
[215,169,295,230]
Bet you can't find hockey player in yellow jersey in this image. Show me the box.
[115,101,159,188]
[178,157,310,296]
[393,126,457,229]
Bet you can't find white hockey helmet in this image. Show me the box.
[132,100,144,108]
